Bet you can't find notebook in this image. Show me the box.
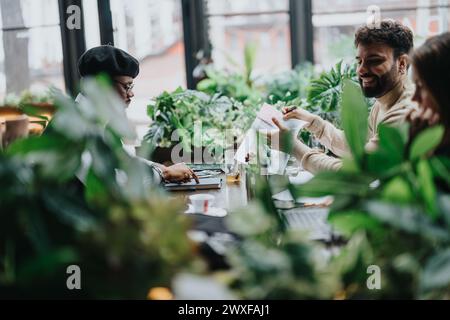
[234,120,289,175]
[164,178,223,191]
[234,104,307,175]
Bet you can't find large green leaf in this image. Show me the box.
[367,125,407,175]
[409,126,445,161]
[17,248,78,283]
[417,160,438,220]
[341,79,369,165]
[328,210,384,238]
[307,61,358,114]
[7,135,68,155]
[7,135,82,182]
[429,156,450,186]
[380,176,415,204]
[291,171,373,198]
[365,201,449,242]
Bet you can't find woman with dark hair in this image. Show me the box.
[410,32,450,155]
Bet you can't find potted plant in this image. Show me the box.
[1,91,55,136]
[0,79,198,299]
[143,88,257,165]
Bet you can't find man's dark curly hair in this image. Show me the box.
[355,19,414,58]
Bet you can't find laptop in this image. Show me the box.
[282,207,332,241]
[164,178,223,192]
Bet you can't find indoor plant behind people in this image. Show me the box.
[144,88,257,165]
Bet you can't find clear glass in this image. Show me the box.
[285,155,301,177]
[224,148,240,182]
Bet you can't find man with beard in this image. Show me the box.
[272,19,416,173]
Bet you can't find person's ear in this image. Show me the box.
[398,54,409,75]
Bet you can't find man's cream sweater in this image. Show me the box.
[294,77,416,173]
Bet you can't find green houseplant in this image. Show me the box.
[144,88,258,164]
[216,79,449,300]
[291,79,450,299]
[221,171,339,299]
[1,91,55,135]
[197,43,264,106]
[0,78,196,299]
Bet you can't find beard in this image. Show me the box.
[359,64,399,98]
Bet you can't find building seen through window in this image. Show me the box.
[0,0,64,101]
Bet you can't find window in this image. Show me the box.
[110,0,186,100]
[312,0,450,69]
[206,0,291,75]
[0,0,64,100]
[83,0,101,49]
[109,0,186,139]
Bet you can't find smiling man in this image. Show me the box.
[274,19,417,173]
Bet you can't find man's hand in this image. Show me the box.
[282,106,317,124]
[162,163,199,184]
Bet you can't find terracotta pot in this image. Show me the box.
[22,103,56,135]
[0,118,4,150]
[0,106,23,119]
[24,102,56,119]
[0,103,55,136]
[2,115,29,148]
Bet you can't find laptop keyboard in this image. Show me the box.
[283,207,332,241]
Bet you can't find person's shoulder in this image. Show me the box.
[390,80,417,113]
[399,79,416,104]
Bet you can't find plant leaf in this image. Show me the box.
[341,79,369,165]
[417,160,438,220]
[409,126,445,161]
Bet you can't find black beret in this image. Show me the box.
[78,45,140,79]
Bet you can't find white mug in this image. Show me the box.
[189,194,215,214]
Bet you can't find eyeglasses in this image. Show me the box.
[114,80,134,94]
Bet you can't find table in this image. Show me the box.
[172,173,249,213]
[168,170,342,270]
[170,170,318,215]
